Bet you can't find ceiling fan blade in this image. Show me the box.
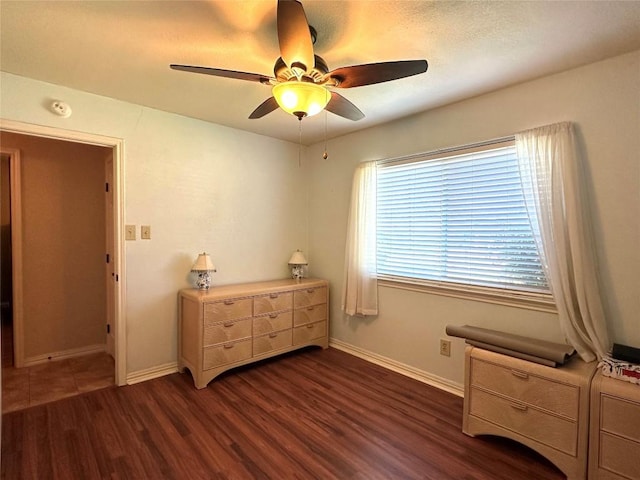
[327,60,428,88]
[277,0,315,72]
[325,92,364,121]
[170,64,272,84]
[249,97,280,119]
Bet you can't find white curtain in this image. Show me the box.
[341,160,378,316]
[515,122,610,362]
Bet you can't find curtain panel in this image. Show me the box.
[341,160,378,316]
[515,122,610,361]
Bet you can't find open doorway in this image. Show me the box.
[1,153,13,368]
[0,120,126,408]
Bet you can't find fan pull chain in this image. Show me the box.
[298,117,302,167]
[323,90,329,160]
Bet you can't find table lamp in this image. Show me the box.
[191,252,216,289]
[288,250,308,279]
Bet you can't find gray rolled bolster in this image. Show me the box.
[446,324,575,366]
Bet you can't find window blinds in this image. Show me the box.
[376,144,549,293]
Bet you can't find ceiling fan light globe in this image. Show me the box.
[272,81,329,118]
[280,90,299,109]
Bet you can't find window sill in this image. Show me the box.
[378,277,557,314]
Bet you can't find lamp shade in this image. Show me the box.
[272,81,330,118]
[191,253,216,272]
[288,250,308,265]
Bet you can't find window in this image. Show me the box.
[376,140,552,307]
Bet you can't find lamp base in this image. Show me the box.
[290,265,305,280]
[195,271,212,290]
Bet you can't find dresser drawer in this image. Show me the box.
[294,304,327,326]
[469,387,577,455]
[204,298,252,326]
[254,292,292,314]
[599,432,640,479]
[601,395,640,443]
[294,287,327,309]
[203,318,252,346]
[253,311,292,336]
[203,338,252,370]
[253,329,292,356]
[471,358,579,419]
[293,320,327,345]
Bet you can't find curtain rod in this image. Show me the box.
[376,135,516,167]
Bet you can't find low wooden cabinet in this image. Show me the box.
[589,371,640,480]
[179,278,329,389]
[463,345,597,480]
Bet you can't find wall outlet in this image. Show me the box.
[125,225,136,241]
[141,225,151,240]
[440,338,451,357]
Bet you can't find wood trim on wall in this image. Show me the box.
[0,147,25,367]
[0,119,127,386]
[329,338,464,397]
[126,362,179,385]
[23,343,106,367]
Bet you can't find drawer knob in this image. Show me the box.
[306,289,315,293]
[509,402,528,412]
[269,293,279,299]
[269,332,278,338]
[223,321,234,328]
[511,369,529,380]
[223,343,234,349]
[269,313,278,319]
[307,306,315,311]
[223,300,234,305]
[306,324,314,329]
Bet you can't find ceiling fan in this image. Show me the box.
[170,0,428,121]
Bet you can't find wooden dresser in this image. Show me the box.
[589,371,640,480]
[463,345,597,480]
[179,278,329,389]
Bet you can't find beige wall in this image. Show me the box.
[0,71,306,374]
[0,132,107,360]
[1,50,637,384]
[306,50,640,387]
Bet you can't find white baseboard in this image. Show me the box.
[329,338,464,397]
[123,343,464,396]
[126,362,179,385]
[23,343,106,367]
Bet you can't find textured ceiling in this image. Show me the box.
[2,0,640,145]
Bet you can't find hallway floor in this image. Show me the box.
[2,352,115,414]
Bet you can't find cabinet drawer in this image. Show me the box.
[471,358,578,419]
[469,387,577,455]
[253,311,292,336]
[253,329,292,356]
[203,338,252,370]
[293,320,327,345]
[294,286,327,309]
[254,292,292,315]
[204,298,252,326]
[294,304,326,326]
[599,432,640,479]
[601,395,640,443]
[203,318,251,346]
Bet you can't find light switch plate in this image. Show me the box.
[141,225,151,240]
[125,225,136,241]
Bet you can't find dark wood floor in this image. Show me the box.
[2,347,565,479]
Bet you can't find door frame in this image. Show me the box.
[0,119,127,386]
[0,147,22,368]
